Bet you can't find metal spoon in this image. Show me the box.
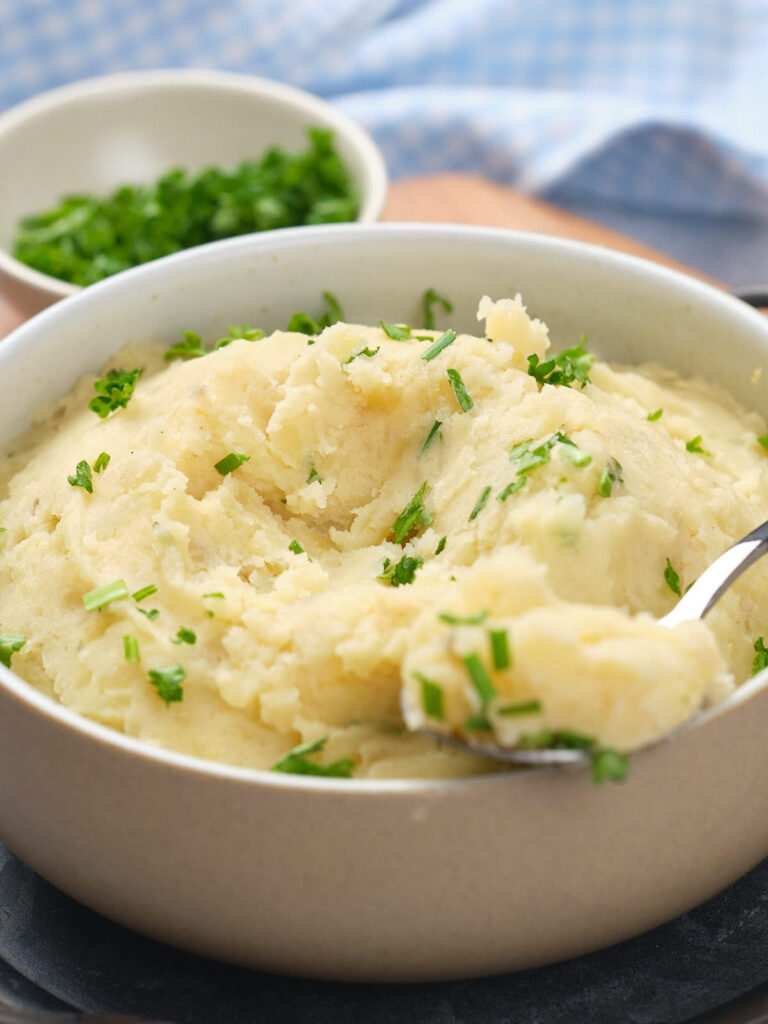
[404,517,768,767]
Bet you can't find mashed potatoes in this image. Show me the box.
[1,295,767,780]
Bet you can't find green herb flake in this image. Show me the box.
[597,457,624,498]
[271,736,354,777]
[591,748,630,784]
[421,419,443,454]
[422,288,453,331]
[377,554,423,587]
[0,632,26,669]
[123,635,140,664]
[132,584,157,603]
[421,329,456,362]
[306,464,322,485]
[464,714,491,731]
[435,535,447,555]
[165,331,208,361]
[214,452,250,476]
[203,592,224,599]
[686,435,711,456]
[344,345,380,364]
[446,368,473,412]
[88,367,143,418]
[469,485,492,521]
[558,437,592,467]
[664,558,682,597]
[138,607,160,621]
[391,481,431,545]
[497,699,541,717]
[148,664,185,705]
[527,340,593,389]
[67,460,93,494]
[489,628,510,670]
[93,451,110,473]
[438,610,488,625]
[83,579,129,611]
[497,477,527,501]
[462,652,497,705]
[757,433,768,451]
[288,538,305,555]
[204,609,214,618]
[647,408,664,421]
[379,321,412,340]
[752,637,768,676]
[287,290,345,335]
[172,627,196,645]
[418,675,445,720]
[215,324,264,349]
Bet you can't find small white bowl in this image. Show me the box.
[0,70,388,317]
[1,224,768,982]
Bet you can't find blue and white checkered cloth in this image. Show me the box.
[2,0,768,278]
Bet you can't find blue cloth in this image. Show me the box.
[2,0,768,279]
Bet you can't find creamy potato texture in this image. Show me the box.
[1,295,767,779]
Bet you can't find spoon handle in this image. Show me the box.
[661,519,768,627]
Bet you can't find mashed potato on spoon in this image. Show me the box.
[0,294,765,780]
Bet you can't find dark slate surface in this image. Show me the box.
[2,843,768,1024]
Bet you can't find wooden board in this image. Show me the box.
[0,173,729,340]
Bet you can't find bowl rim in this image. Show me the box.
[2,220,768,796]
[0,67,388,300]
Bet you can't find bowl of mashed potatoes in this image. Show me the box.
[0,223,768,981]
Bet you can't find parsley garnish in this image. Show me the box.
[379,321,412,340]
[132,584,157,602]
[757,434,768,451]
[344,345,380,364]
[203,592,224,599]
[215,324,264,349]
[497,477,527,501]
[509,431,576,477]
[469,485,492,521]
[378,554,423,586]
[752,637,768,675]
[421,329,456,362]
[647,408,663,421]
[422,288,453,330]
[438,610,488,625]
[435,535,447,555]
[164,331,208,361]
[0,632,26,669]
[591,748,630,784]
[516,729,629,783]
[67,460,93,493]
[597,457,623,498]
[172,628,196,645]
[422,419,443,454]
[123,636,140,664]
[138,607,160,621]
[148,664,185,705]
[686,435,711,456]
[93,451,110,473]
[391,482,431,544]
[497,699,541,716]
[462,653,496,705]
[664,558,682,596]
[489,628,510,669]
[83,579,129,611]
[558,436,592,467]
[88,368,143,418]
[446,368,473,411]
[271,737,354,777]
[215,452,250,476]
[288,538,305,555]
[527,340,593,389]
[418,675,445,720]
[306,463,322,485]
[287,290,344,334]
[464,714,491,731]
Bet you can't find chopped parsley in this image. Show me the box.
[172,628,196,645]
[438,610,488,625]
[123,636,140,664]
[344,345,380,364]
[164,330,208,361]
[497,699,541,716]
[489,628,510,670]
[446,368,473,412]
[515,729,629,782]
[288,538,305,555]
[391,482,431,544]
[83,579,129,611]
[647,408,663,421]
[435,535,447,555]
[558,436,592,467]
[462,652,496,705]
[497,477,527,501]
[422,419,443,453]
[271,737,354,777]
[752,637,768,676]
[509,431,578,478]
[591,748,630,784]
[464,714,491,731]
[418,675,445,720]
[664,558,682,596]
[215,324,264,349]
[758,433,768,451]
[686,435,711,456]
[0,632,26,669]
[527,340,593,389]
[597,458,624,498]
[422,288,453,330]
[379,321,412,340]
[88,367,143,418]
[148,664,185,705]
[214,452,250,476]
[67,460,93,493]
[306,463,322,485]
[138,607,160,621]
[378,554,423,587]
[93,451,110,473]
[287,291,344,335]
[469,485,492,521]
[203,592,224,599]
[421,329,456,362]
[132,584,157,603]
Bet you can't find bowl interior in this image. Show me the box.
[0,71,385,260]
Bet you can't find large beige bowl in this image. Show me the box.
[1,224,768,983]
[0,70,387,316]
